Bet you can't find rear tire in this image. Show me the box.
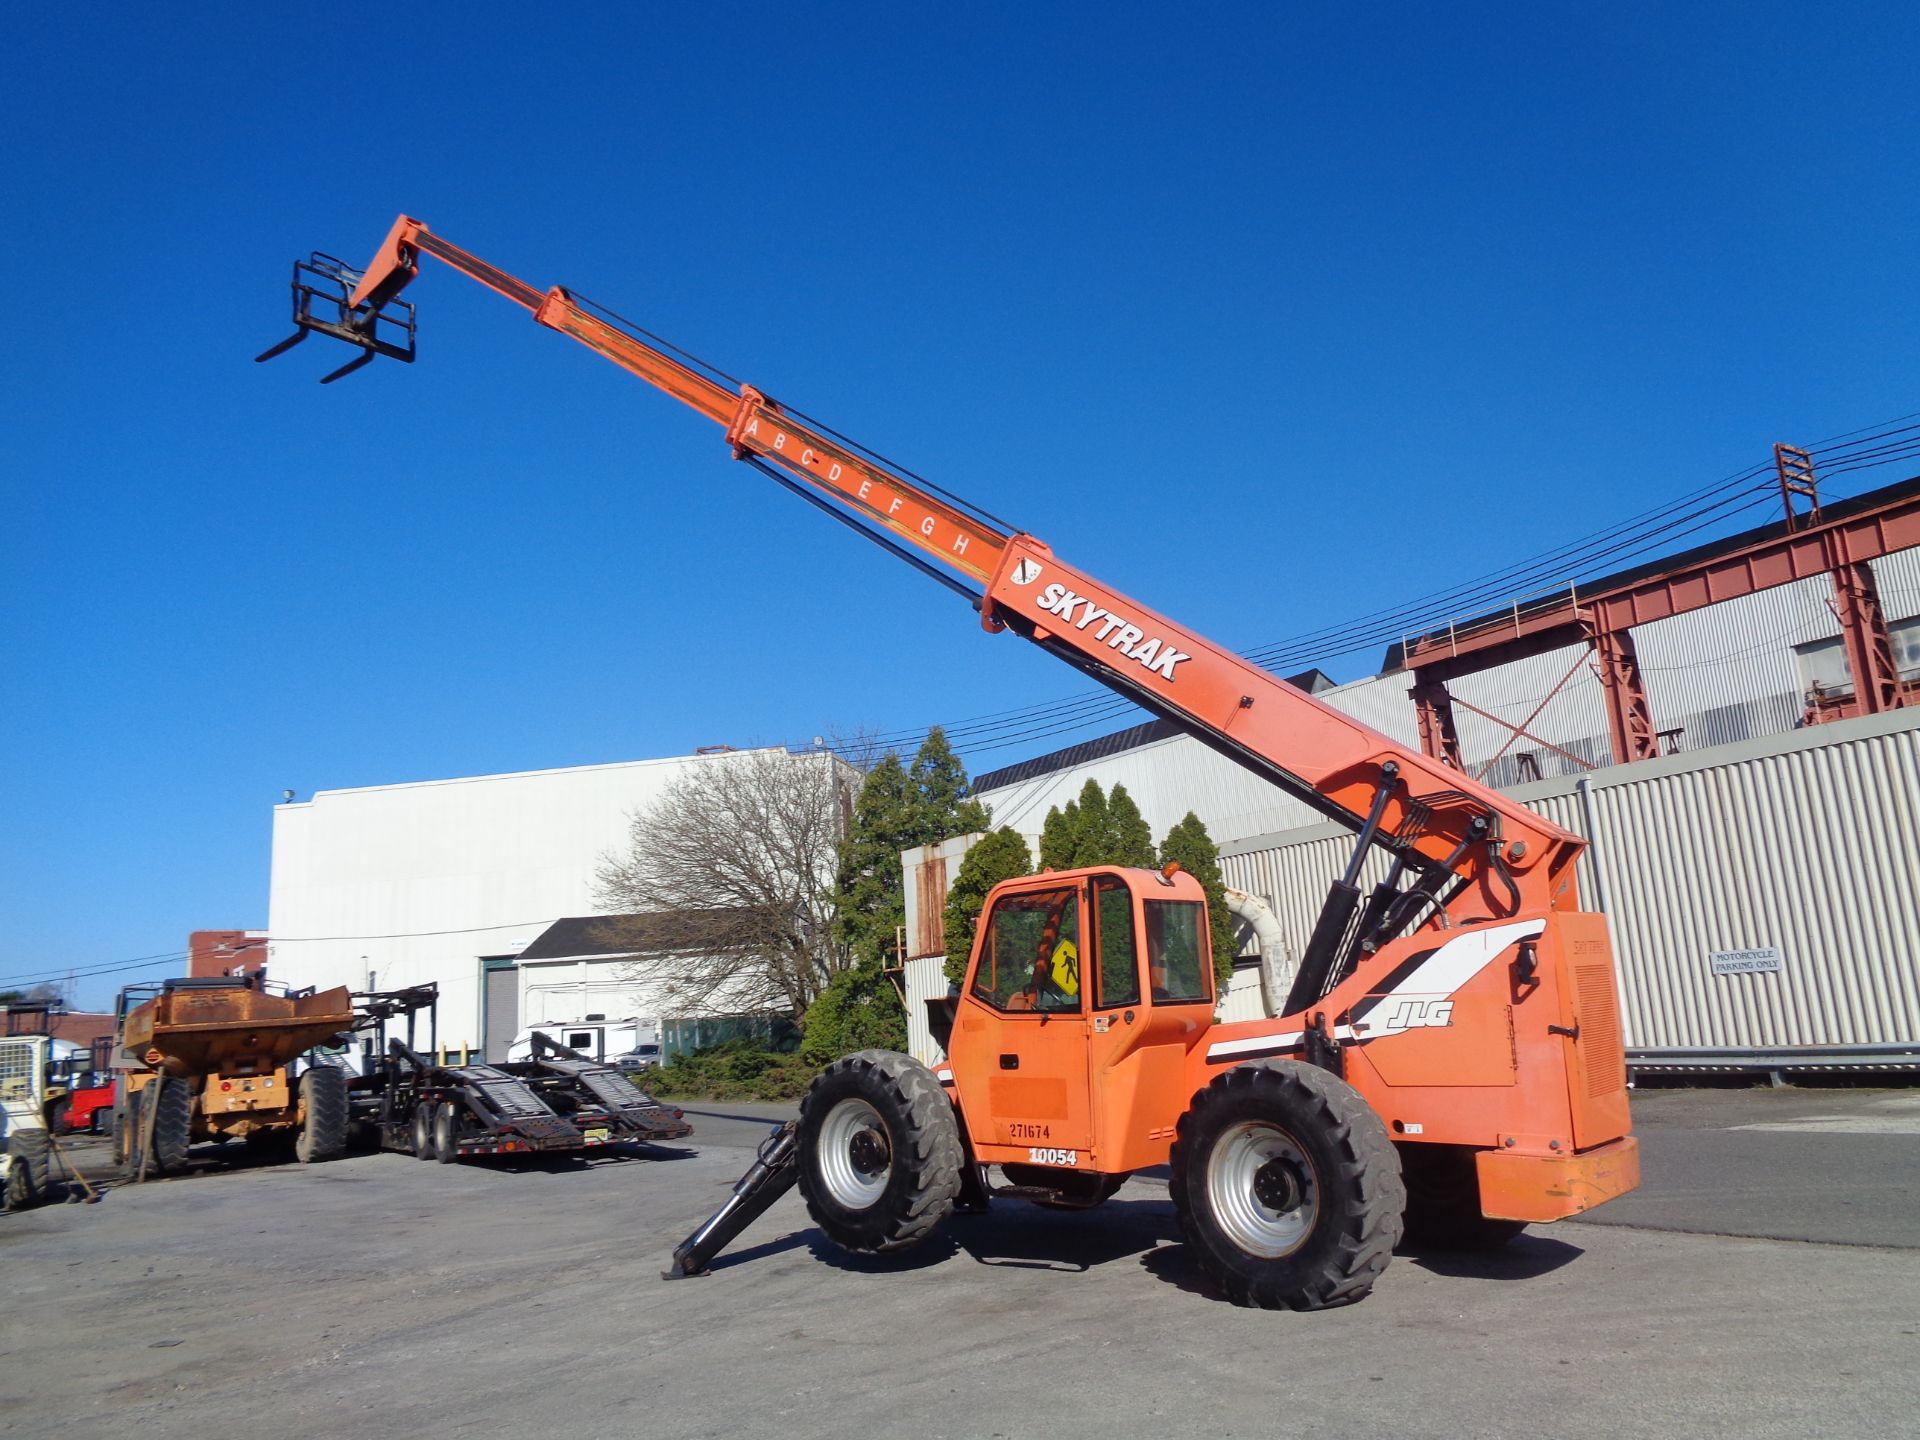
[1170,1060,1404,1310]
[797,1050,962,1254]
[6,1129,52,1211]
[433,1102,461,1163]
[146,1078,192,1176]
[1397,1143,1527,1250]
[295,1066,350,1164]
[410,1103,437,1160]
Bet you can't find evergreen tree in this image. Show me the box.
[911,727,989,834]
[832,753,918,966]
[1038,799,1079,870]
[1107,784,1157,867]
[832,727,993,974]
[1071,779,1113,862]
[1158,811,1238,988]
[800,962,907,1064]
[942,827,1035,987]
[1038,780,1154,869]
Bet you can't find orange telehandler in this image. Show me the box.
[261,220,1639,1307]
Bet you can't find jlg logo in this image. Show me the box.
[1378,997,1454,1034]
[1027,1147,1078,1166]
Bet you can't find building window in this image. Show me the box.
[1892,615,1920,680]
[1793,635,1850,699]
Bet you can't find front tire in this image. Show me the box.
[295,1066,350,1164]
[797,1050,962,1254]
[1170,1060,1404,1310]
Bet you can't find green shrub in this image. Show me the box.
[799,963,907,1065]
[641,1039,822,1101]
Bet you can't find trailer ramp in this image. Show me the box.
[444,1064,581,1144]
[526,1034,693,1141]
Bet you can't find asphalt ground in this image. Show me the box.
[3,1085,1916,1439]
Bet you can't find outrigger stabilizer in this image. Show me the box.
[255,252,417,383]
[665,1122,800,1279]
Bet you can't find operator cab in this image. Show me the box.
[949,865,1217,1177]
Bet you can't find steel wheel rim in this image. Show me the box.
[1206,1120,1318,1258]
[818,1097,891,1208]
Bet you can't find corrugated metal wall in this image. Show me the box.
[1221,708,1920,1056]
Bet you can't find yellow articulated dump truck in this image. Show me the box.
[114,977,356,1175]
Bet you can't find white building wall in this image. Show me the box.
[267,748,833,1052]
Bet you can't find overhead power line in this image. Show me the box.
[820,408,1920,766]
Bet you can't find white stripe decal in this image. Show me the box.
[1203,919,1545,1061]
[1385,919,1545,1000]
[1207,1031,1304,1061]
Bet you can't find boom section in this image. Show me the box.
[292,216,1586,910]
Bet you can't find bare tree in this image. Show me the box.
[594,749,858,1018]
[820,723,890,775]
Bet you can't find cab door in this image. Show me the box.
[1084,875,1217,1172]
[947,880,1092,1165]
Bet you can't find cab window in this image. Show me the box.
[1092,877,1140,1009]
[1145,900,1210,1003]
[973,887,1082,1014]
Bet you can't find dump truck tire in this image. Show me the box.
[5,1129,52,1211]
[1170,1060,1404,1310]
[1397,1143,1527,1250]
[410,1103,436,1160]
[147,1078,193,1175]
[797,1049,961,1254]
[295,1066,350,1164]
[434,1102,461,1163]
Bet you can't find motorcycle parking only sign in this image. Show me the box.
[1710,946,1785,977]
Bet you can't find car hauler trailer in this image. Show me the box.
[349,988,690,1161]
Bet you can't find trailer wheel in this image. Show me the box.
[146,1077,193,1176]
[1397,1143,1527,1250]
[433,1102,461,1163]
[797,1050,962,1255]
[5,1129,52,1211]
[295,1065,350,1164]
[1170,1060,1404,1310]
[410,1103,437,1160]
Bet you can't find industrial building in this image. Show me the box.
[266,747,852,1057]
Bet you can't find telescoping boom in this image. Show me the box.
[263,220,1637,1309]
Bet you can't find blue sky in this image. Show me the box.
[3,4,1915,1008]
